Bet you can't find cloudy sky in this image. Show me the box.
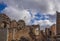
[0,0,59,30]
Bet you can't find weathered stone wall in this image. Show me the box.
[0,28,7,41]
[0,14,42,41]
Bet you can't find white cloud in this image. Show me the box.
[3,6,31,25]
[33,20,53,26]
[1,0,60,13]
[33,20,54,30]
[2,0,57,15]
[0,0,58,29]
[1,0,59,16]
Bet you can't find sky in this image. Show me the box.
[0,0,59,30]
[0,2,7,13]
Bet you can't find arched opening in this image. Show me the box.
[2,21,7,28]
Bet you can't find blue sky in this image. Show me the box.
[0,2,7,13]
[0,0,58,30]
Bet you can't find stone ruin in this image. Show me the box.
[0,14,40,41]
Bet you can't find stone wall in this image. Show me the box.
[0,28,7,41]
[0,14,42,41]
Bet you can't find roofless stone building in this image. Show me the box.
[0,14,41,41]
